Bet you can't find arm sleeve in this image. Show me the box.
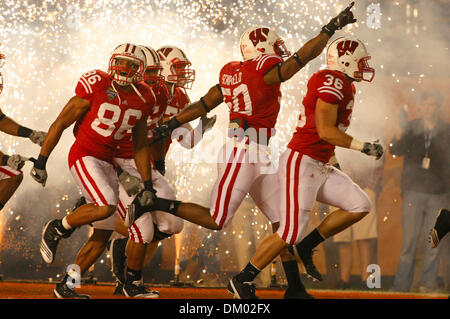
[259,54,284,75]
[75,70,104,101]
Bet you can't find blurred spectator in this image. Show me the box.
[390,91,450,292]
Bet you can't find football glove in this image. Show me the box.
[199,115,217,134]
[154,159,166,176]
[322,2,357,37]
[118,170,142,196]
[2,154,26,170]
[29,130,47,146]
[362,141,384,160]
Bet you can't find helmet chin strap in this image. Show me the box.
[130,82,147,103]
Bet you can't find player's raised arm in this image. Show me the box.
[153,84,223,137]
[264,2,357,85]
[315,98,383,159]
[0,109,47,145]
[30,96,90,186]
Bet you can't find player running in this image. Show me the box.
[31,43,157,299]
[109,45,216,296]
[0,50,47,212]
[127,2,357,299]
[228,37,384,298]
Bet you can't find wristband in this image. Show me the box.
[200,97,210,113]
[349,138,364,151]
[35,154,48,169]
[276,63,285,83]
[166,116,181,131]
[143,180,154,191]
[18,126,33,138]
[292,52,304,67]
[1,154,9,166]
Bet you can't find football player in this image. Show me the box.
[127,2,357,299]
[109,45,216,296]
[228,37,383,298]
[31,43,156,298]
[0,50,46,212]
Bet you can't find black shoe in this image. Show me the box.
[227,276,258,299]
[108,238,127,283]
[113,282,124,295]
[284,287,314,299]
[73,196,87,211]
[40,219,73,264]
[53,282,90,299]
[123,280,160,298]
[288,246,323,282]
[430,209,450,248]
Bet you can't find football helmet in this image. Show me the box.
[326,37,375,82]
[108,43,146,85]
[140,45,164,85]
[157,46,195,89]
[239,26,290,61]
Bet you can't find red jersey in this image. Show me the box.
[69,70,155,166]
[288,69,355,163]
[164,87,190,117]
[162,86,191,154]
[219,54,283,136]
[115,81,170,159]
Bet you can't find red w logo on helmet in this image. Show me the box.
[158,47,173,60]
[336,40,359,57]
[249,28,270,47]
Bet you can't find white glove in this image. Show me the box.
[30,166,48,186]
[4,154,27,170]
[362,141,384,160]
[29,131,47,146]
[118,171,142,196]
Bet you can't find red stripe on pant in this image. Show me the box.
[73,162,100,207]
[212,147,238,224]
[0,167,21,177]
[130,224,143,243]
[79,159,108,206]
[281,150,295,242]
[117,200,126,220]
[218,148,246,228]
[291,153,302,244]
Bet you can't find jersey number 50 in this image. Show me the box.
[222,83,253,115]
[91,103,142,140]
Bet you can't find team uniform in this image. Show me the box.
[277,69,371,245]
[210,53,283,228]
[69,69,155,230]
[0,166,21,181]
[114,83,184,243]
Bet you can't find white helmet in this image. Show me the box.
[108,43,146,85]
[157,46,195,89]
[326,37,375,82]
[239,26,290,61]
[140,45,164,85]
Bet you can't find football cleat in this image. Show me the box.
[123,280,160,298]
[288,246,323,282]
[227,276,258,299]
[40,219,73,264]
[53,282,90,299]
[113,282,125,296]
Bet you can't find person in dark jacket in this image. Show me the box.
[390,91,449,292]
